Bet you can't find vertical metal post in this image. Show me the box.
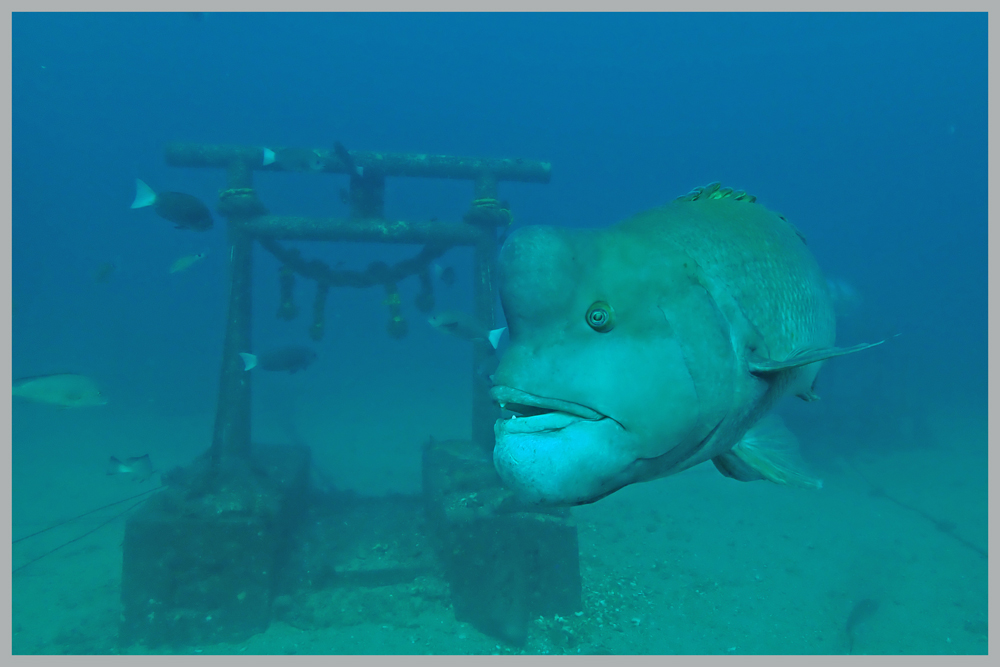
[210,161,255,465]
[471,173,501,455]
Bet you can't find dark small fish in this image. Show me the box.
[239,346,317,373]
[845,598,879,654]
[428,311,505,349]
[131,179,213,231]
[94,262,116,283]
[333,141,363,176]
[262,147,325,172]
[432,263,455,287]
[475,354,499,384]
[107,454,155,482]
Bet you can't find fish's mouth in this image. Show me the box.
[491,385,611,434]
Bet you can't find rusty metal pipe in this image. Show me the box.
[166,142,551,184]
[243,216,484,246]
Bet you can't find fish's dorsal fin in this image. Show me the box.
[748,339,887,375]
[713,414,822,489]
[673,182,758,204]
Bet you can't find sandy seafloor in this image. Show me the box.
[11,392,987,656]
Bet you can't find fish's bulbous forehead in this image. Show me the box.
[498,226,594,324]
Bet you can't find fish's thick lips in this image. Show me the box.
[491,386,605,421]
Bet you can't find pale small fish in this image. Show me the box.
[169,251,207,274]
[13,373,107,408]
[428,311,505,349]
[107,454,155,483]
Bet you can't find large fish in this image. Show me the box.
[12,373,107,407]
[491,183,883,506]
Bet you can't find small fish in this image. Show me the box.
[169,251,207,274]
[93,262,116,283]
[131,179,213,231]
[432,438,492,464]
[475,354,499,383]
[13,373,107,408]
[431,263,455,287]
[239,345,317,373]
[428,311,505,349]
[107,454,155,483]
[262,147,325,172]
[106,455,152,480]
[333,141,363,176]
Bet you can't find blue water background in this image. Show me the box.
[12,12,986,492]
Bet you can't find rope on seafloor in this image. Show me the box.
[12,486,164,575]
[845,459,987,560]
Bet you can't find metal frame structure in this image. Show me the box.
[163,142,552,467]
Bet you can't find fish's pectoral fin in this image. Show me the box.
[712,451,767,482]
[748,339,886,375]
[797,390,820,402]
[714,415,823,489]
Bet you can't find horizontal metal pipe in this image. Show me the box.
[166,142,551,183]
[242,215,485,246]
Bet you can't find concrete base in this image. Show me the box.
[118,444,309,650]
[422,438,582,646]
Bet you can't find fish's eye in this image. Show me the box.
[586,301,615,333]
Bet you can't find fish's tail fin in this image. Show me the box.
[714,414,822,489]
[131,179,157,209]
[262,148,276,166]
[239,352,258,371]
[106,456,124,476]
[488,327,506,350]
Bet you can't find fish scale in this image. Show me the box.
[625,195,836,363]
